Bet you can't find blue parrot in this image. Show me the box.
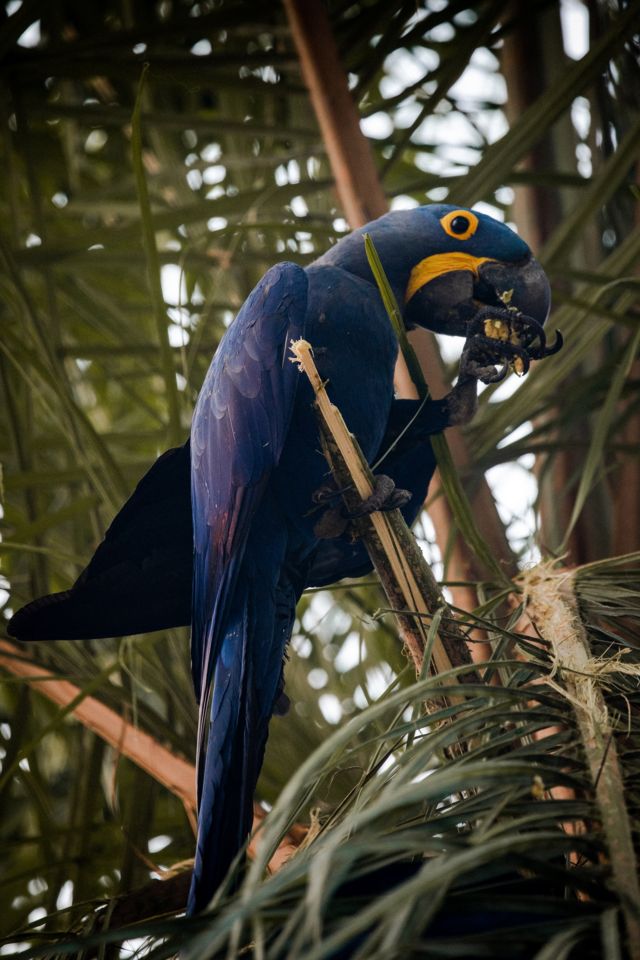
[8,205,556,914]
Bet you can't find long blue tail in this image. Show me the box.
[187,523,299,915]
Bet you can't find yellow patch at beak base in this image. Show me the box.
[405,252,494,303]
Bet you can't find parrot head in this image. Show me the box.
[318,203,553,345]
[399,204,550,338]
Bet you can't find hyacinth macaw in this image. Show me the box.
[8,204,557,914]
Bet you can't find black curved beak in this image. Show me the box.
[404,253,552,338]
[475,255,551,330]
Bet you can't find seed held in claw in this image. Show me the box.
[483,317,526,376]
[484,318,510,341]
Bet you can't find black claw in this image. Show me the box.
[542,329,563,357]
[309,480,355,517]
[312,483,340,505]
[513,312,546,353]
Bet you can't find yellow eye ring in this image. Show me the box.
[440,209,478,241]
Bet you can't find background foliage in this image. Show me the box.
[1,0,639,956]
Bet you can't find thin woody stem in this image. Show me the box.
[290,339,473,682]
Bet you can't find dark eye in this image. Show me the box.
[440,209,478,239]
[449,215,470,235]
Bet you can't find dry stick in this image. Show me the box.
[521,566,640,959]
[0,640,305,871]
[290,340,473,681]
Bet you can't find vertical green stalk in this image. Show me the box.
[131,64,183,446]
[363,233,506,582]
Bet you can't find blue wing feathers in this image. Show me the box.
[188,264,308,912]
[190,262,308,703]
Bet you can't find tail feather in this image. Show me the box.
[7,442,192,642]
[188,695,267,910]
[187,562,299,915]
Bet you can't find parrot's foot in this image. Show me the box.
[468,305,563,362]
[344,474,411,518]
[313,475,411,539]
[459,330,530,385]
[439,334,525,428]
[441,304,563,429]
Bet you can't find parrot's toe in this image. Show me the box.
[345,474,412,519]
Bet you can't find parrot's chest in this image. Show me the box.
[302,264,398,446]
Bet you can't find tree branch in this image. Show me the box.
[0,640,306,876]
